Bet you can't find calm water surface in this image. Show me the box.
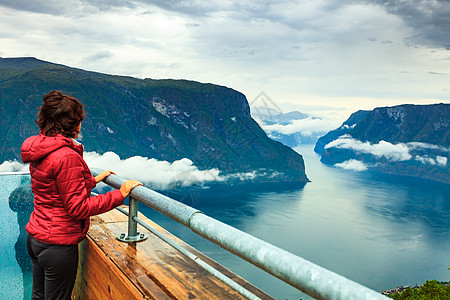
[2,145,449,299]
[141,145,450,299]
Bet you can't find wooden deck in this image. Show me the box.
[72,205,274,299]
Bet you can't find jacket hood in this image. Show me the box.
[21,133,83,163]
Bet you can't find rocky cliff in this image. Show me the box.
[315,104,450,184]
[0,57,309,184]
[314,110,369,154]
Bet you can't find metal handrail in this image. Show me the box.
[115,206,262,300]
[0,172,30,176]
[92,168,387,300]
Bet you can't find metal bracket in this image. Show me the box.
[117,232,148,243]
[117,196,148,243]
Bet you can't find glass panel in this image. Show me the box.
[0,174,33,299]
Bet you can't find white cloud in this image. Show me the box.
[81,50,114,64]
[1,0,450,113]
[258,117,338,136]
[414,155,448,166]
[435,156,447,166]
[326,135,449,167]
[84,151,225,190]
[85,151,276,188]
[335,159,368,171]
[408,142,450,152]
[0,160,29,173]
[414,155,437,165]
[226,170,257,181]
[325,135,412,161]
[0,151,272,189]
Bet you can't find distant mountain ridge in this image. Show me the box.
[261,111,310,125]
[0,57,309,184]
[0,57,57,69]
[315,104,450,184]
[253,110,328,147]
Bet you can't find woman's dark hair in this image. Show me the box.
[36,90,85,138]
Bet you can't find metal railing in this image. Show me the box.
[0,172,30,176]
[92,168,387,300]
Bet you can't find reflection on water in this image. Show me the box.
[363,173,450,236]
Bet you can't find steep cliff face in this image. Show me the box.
[316,104,450,184]
[0,57,308,183]
[314,110,369,154]
[350,104,450,146]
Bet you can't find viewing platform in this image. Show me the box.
[2,171,388,300]
[73,205,271,299]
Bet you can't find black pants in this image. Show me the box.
[26,234,79,300]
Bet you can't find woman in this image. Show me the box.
[21,90,142,299]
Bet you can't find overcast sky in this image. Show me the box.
[1,0,449,121]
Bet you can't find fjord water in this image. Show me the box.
[142,145,450,299]
[2,145,449,299]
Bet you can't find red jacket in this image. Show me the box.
[21,133,124,245]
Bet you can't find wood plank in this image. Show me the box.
[73,205,275,300]
[72,236,153,300]
[134,212,275,300]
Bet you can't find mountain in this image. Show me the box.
[315,104,450,184]
[253,110,328,147]
[314,110,369,154]
[261,111,310,125]
[0,57,309,184]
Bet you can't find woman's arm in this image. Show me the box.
[95,170,115,183]
[119,180,142,198]
[94,170,143,198]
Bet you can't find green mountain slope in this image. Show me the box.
[350,104,450,146]
[0,57,308,184]
[316,104,450,184]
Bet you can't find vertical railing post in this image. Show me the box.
[117,196,148,243]
[128,196,138,237]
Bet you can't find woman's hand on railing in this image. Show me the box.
[120,180,143,199]
[95,170,116,183]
